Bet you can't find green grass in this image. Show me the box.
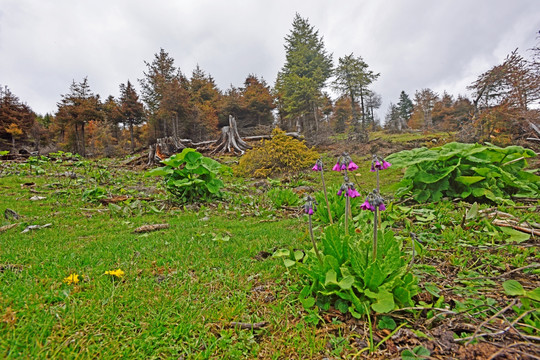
[1,153,539,359]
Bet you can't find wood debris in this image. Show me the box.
[133,224,170,233]
[0,223,18,233]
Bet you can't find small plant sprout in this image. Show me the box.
[312,158,333,223]
[304,195,322,265]
[370,154,391,192]
[360,190,386,260]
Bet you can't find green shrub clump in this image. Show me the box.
[387,142,539,204]
[236,128,319,178]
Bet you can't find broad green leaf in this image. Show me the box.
[145,167,174,177]
[283,259,296,268]
[272,249,290,257]
[324,269,338,286]
[370,290,395,313]
[294,250,304,261]
[455,176,485,185]
[502,280,526,296]
[500,227,531,243]
[526,287,540,302]
[465,202,479,220]
[338,275,355,290]
[378,315,397,330]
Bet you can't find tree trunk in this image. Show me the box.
[129,123,135,154]
[81,122,86,157]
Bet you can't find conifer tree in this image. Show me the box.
[276,13,333,134]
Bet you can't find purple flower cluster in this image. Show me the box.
[337,182,361,198]
[370,155,391,172]
[312,159,323,171]
[331,153,358,172]
[304,196,317,215]
[360,191,386,212]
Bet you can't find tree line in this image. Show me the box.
[1,15,538,156]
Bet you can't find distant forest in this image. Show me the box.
[1,15,539,156]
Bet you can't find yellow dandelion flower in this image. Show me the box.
[104,269,125,278]
[63,273,79,285]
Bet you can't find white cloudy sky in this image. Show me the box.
[1,0,539,121]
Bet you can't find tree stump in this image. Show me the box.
[211,115,251,155]
[147,136,186,165]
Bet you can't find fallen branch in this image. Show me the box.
[229,321,268,330]
[455,309,540,343]
[21,223,52,233]
[133,224,170,233]
[0,223,18,233]
[492,219,540,237]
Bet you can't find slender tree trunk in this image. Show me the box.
[129,123,135,153]
[313,102,319,133]
[359,89,366,130]
[81,122,86,157]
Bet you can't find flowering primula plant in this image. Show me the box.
[312,158,333,223]
[63,273,79,285]
[360,191,386,212]
[104,269,125,279]
[304,196,317,215]
[312,159,323,172]
[370,154,391,172]
[333,152,359,172]
[304,195,322,264]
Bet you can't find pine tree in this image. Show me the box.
[275,13,333,134]
[119,81,145,153]
[55,78,102,156]
[396,91,414,123]
[0,86,35,149]
[333,53,379,131]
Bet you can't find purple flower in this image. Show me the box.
[378,202,386,211]
[347,188,361,198]
[307,207,314,215]
[341,163,347,171]
[332,163,341,171]
[360,200,374,211]
[347,161,359,171]
[381,160,391,170]
[312,163,321,171]
[337,188,343,196]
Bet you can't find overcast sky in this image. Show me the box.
[1,0,539,121]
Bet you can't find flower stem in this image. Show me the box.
[345,196,350,236]
[308,214,322,265]
[320,168,333,224]
[372,207,378,260]
[376,169,380,193]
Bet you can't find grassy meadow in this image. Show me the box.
[0,144,538,359]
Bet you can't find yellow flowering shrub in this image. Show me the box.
[236,128,319,178]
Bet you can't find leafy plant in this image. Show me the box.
[146,148,229,203]
[387,142,539,204]
[279,222,418,317]
[0,150,9,156]
[267,187,300,208]
[502,280,540,335]
[82,187,108,202]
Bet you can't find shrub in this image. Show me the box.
[236,128,319,178]
[387,142,539,204]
